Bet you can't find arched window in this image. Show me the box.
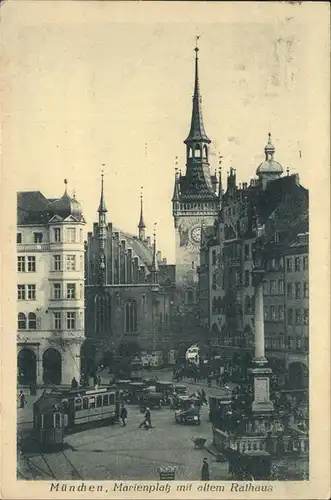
[194,144,201,158]
[28,313,37,330]
[18,313,27,330]
[125,300,138,333]
[203,145,208,160]
[188,147,193,158]
[95,293,111,335]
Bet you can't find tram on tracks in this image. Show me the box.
[33,386,120,435]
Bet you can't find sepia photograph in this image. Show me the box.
[1,1,330,499]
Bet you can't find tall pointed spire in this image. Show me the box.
[184,36,211,145]
[151,223,159,289]
[97,168,107,286]
[138,186,146,240]
[98,168,107,214]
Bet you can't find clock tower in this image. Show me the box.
[172,41,221,297]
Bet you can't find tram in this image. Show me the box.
[33,386,119,434]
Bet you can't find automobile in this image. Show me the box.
[140,392,163,410]
[174,396,201,425]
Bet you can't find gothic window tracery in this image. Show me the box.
[125,299,138,333]
[95,293,111,335]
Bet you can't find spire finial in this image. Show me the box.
[195,35,200,56]
[64,178,68,194]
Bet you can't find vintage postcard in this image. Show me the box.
[1,1,330,499]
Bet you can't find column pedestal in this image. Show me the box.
[251,364,274,414]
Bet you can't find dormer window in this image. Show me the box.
[34,232,43,243]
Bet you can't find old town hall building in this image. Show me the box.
[84,175,176,370]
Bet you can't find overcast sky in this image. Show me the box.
[2,1,329,263]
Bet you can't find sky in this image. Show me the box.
[2,1,329,263]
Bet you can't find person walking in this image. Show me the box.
[201,457,210,480]
[139,407,152,429]
[19,390,26,409]
[120,403,128,427]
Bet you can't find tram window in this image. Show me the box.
[89,397,96,409]
[75,398,82,411]
[103,394,109,407]
[83,397,89,410]
[109,393,115,405]
[54,413,61,428]
[96,396,102,408]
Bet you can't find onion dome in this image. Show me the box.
[256,133,283,177]
[51,179,84,220]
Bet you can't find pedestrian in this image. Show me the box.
[71,377,78,390]
[201,457,210,481]
[139,407,152,429]
[19,390,26,409]
[120,403,128,426]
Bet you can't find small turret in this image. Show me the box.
[138,186,146,241]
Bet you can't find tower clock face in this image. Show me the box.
[191,226,202,244]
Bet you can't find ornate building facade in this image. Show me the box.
[198,135,309,388]
[17,182,86,386]
[172,44,220,309]
[84,175,176,372]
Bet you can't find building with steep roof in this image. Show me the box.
[17,181,86,387]
[198,135,309,388]
[84,176,176,371]
[172,42,220,306]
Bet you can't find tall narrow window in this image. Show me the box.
[287,258,292,272]
[295,308,301,325]
[27,256,36,272]
[295,257,300,272]
[303,256,308,270]
[17,257,25,272]
[278,279,284,294]
[67,228,76,243]
[270,280,276,295]
[53,283,61,300]
[17,233,22,243]
[67,283,76,299]
[53,228,61,242]
[18,313,26,330]
[278,305,285,320]
[125,300,138,333]
[295,282,301,299]
[27,284,36,300]
[66,255,76,271]
[54,312,61,330]
[287,283,293,299]
[287,309,293,325]
[17,285,25,300]
[66,312,76,330]
[303,308,309,325]
[53,255,61,271]
[28,313,37,329]
[244,270,250,287]
[303,282,309,298]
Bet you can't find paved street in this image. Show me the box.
[18,402,229,481]
[17,368,232,481]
